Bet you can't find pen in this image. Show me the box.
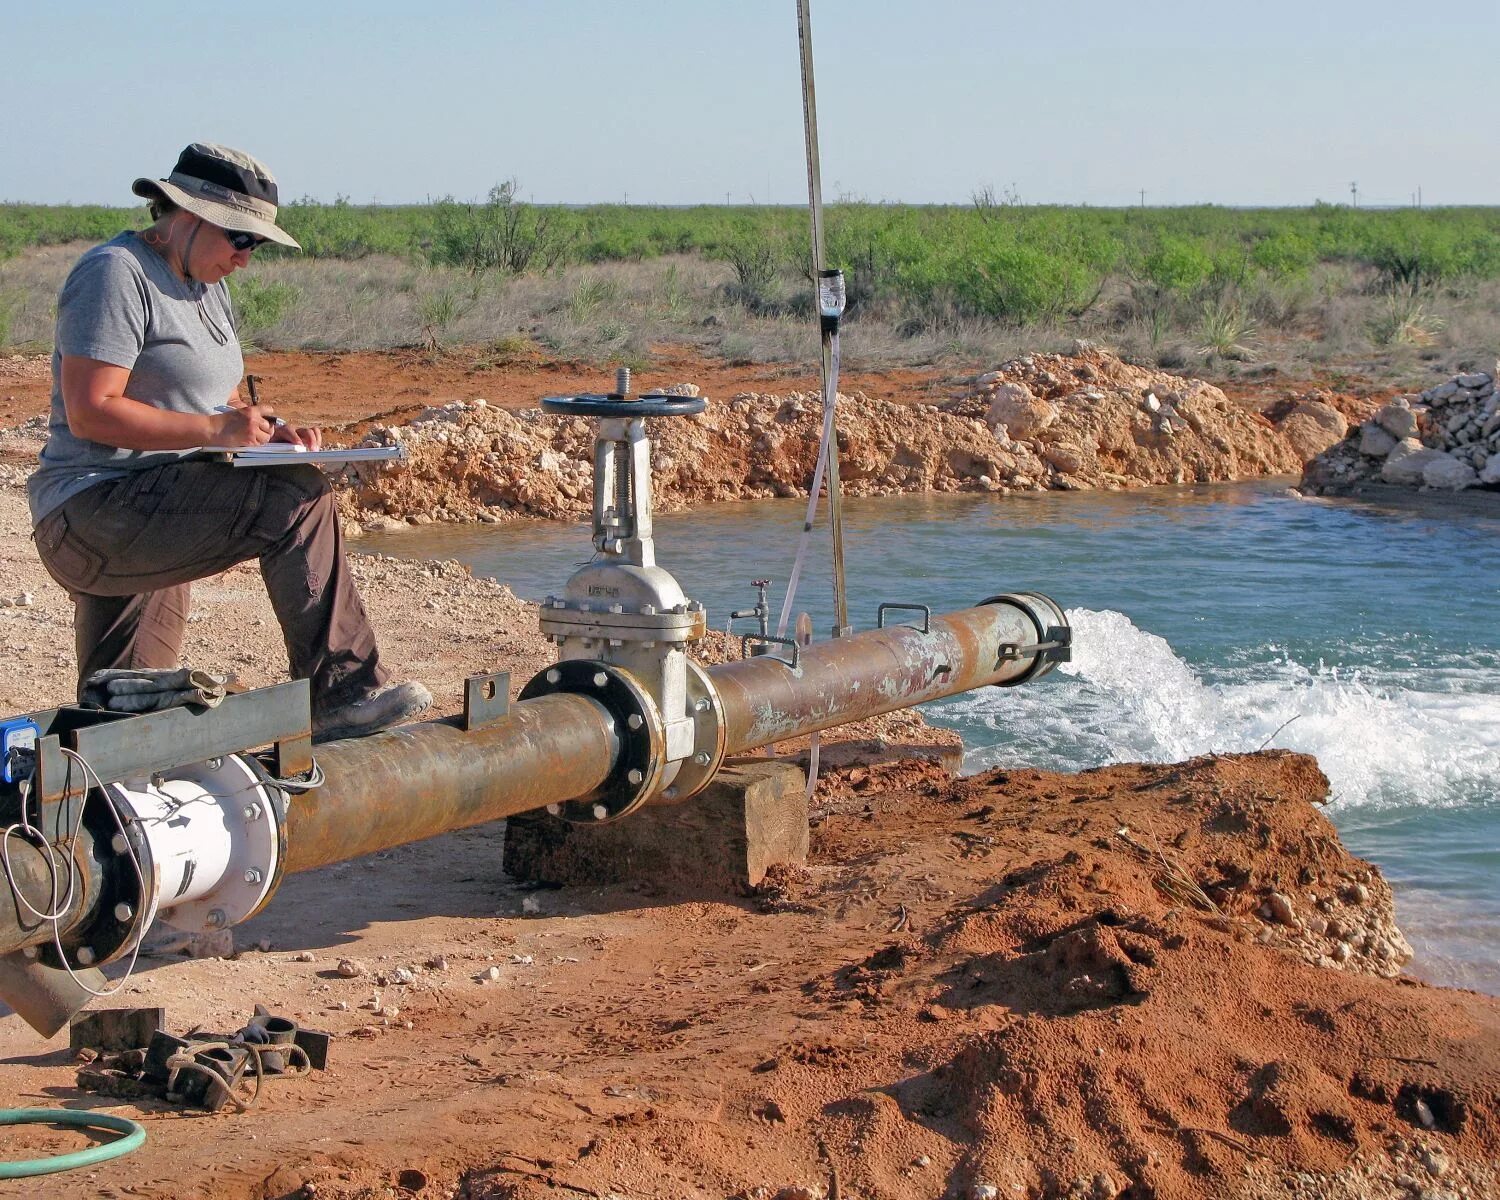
[243,375,286,428]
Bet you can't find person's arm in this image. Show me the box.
[60,356,280,449]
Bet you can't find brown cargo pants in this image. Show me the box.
[32,460,388,711]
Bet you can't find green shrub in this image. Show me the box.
[1250,231,1317,279]
[568,274,621,322]
[0,290,20,349]
[430,181,574,275]
[228,277,301,347]
[1142,238,1214,295]
[1197,298,1258,361]
[415,285,476,351]
[714,221,786,313]
[1370,293,1444,346]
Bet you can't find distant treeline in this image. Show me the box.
[6,186,1499,326]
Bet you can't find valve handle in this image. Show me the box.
[541,393,707,418]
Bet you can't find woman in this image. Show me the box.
[28,142,430,742]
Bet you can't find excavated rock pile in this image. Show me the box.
[1302,366,1500,496]
[340,350,1328,530]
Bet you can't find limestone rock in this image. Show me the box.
[1288,399,1347,440]
[1041,441,1089,474]
[1279,410,1345,463]
[984,383,1058,439]
[1374,399,1419,440]
[1423,456,1478,491]
[1358,422,1399,459]
[1382,441,1452,486]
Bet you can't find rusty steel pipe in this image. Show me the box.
[707,596,1066,754]
[0,692,619,963]
[283,691,619,874]
[0,598,1064,967]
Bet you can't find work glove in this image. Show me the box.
[81,667,228,713]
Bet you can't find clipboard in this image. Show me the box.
[197,445,405,468]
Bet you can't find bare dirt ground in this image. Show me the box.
[0,351,1496,1199]
[0,349,963,436]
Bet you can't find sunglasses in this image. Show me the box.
[223,228,268,252]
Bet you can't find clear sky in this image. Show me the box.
[4,0,1495,208]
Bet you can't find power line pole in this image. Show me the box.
[1349,181,1358,208]
[1139,188,1146,208]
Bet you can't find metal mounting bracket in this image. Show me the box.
[463,672,512,731]
[876,602,932,633]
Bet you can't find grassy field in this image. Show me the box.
[4,193,1499,383]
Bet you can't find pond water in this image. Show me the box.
[361,481,1500,993]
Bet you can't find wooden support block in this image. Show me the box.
[503,759,808,894]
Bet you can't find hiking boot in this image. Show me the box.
[312,680,432,743]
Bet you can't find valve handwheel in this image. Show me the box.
[541,392,706,418]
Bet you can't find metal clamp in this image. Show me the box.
[740,634,800,669]
[997,627,1072,663]
[876,603,931,633]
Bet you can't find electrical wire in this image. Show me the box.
[0,767,84,927]
[0,748,145,996]
[249,752,324,795]
[0,746,290,996]
[52,748,147,998]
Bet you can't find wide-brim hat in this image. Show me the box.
[133,142,300,249]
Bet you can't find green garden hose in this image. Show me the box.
[0,1108,145,1179]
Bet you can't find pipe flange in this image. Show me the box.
[35,792,148,972]
[979,592,1072,687]
[518,660,664,823]
[650,660,726,806]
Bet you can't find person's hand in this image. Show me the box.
[209,404,280,447]
[271,422,322,451]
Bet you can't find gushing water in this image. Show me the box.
[945,607,1500,815]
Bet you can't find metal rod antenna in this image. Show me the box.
[796,0,851,637]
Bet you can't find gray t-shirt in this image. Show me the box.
[27,232,243,524]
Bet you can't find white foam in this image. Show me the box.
[944,608,1500,813]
